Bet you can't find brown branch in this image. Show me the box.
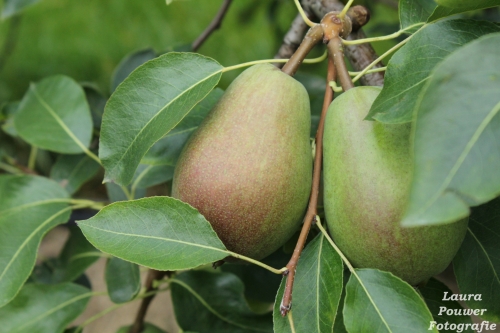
[280,57,336,316]
[327,37,354,91]
[192,0,233,52]
[281,24,324,77]
[274,12,312,66]
[128,270,169,333]
[300,0,385,86]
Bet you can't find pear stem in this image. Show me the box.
[281,24,324,77]
[280,57,336,317]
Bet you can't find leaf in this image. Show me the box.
[1,101,20,137]
[399,0,436,31]
[116,323,167,333]
[343,269,437,333]
[419,278,474,332]
[50,154,101,194]
[99,52,223,186]
[273,234,343,333]
[0,175,70,307]
[453,197,500,322]
[402,33,500,226]
[13,75,93,154]
[77,197,228,270]
[436,0,500,8]
[170,270,273,333]
[111,48,157,92]
[105,257,141,303]
[82,84,107,129]
[0,283,91,333]
[367,19,500,123]
[30,225,99,284]
[1,0,40,19]
[130,163,174,190]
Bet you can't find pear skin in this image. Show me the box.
[172,64,312,260]
[323,86,468,285]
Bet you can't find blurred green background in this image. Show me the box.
[0,0,403,105]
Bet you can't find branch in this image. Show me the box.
[280,57,336,316]
[128,270,170,333]
[192,0,233,52]
[297,0,384,86]
[274,13,312,67]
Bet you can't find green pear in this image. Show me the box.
[172,64,312,260]
[323,86,468,285]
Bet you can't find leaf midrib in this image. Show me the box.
[79,223,228,254]
[468,227,500,285]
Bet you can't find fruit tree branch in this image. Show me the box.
[274,12,313,66]
[286,0,384,86]
[192,0,233,52]
[128,270,169,333]
[280,57,336,316]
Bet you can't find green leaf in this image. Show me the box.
[105,257,141,303]
[105,182,145,202]
[1,101,20,137]
[50,154,101,194]
[402,33,500,226]
[77,197,228,270]
[0,283,91,333]
[13,75,93,154]
[399,0,436,31]
[344,269,436,333]
[99,52,223,186]
[0,175,70,307]
[82,84,107,129]
[436,0,500,8]
[420,278,474,332]
[453,197,500,322]
[116,323,167,333]
[273,234,343,333]
[30,225,99,284]
[130,164,174,190]
[431,0,500,20]
[1,0,40,19]
[367,20,500,123]
[171,270,273,333]
[111,48,157,92]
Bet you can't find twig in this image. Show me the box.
[274,13,311,67]
[128,270,170,333]
[281,24,324,76]
[301,0,385,86]
[192,0,233,52]
[0,14,22,74]
[280,57,336,316]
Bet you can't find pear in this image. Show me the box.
[323,86,468,285]
[172,64,312,260]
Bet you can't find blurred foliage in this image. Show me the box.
[0,0,404,106]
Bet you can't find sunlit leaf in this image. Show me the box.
[78,197,229,270]
[99,52,223,186]
[14,75,93,154]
